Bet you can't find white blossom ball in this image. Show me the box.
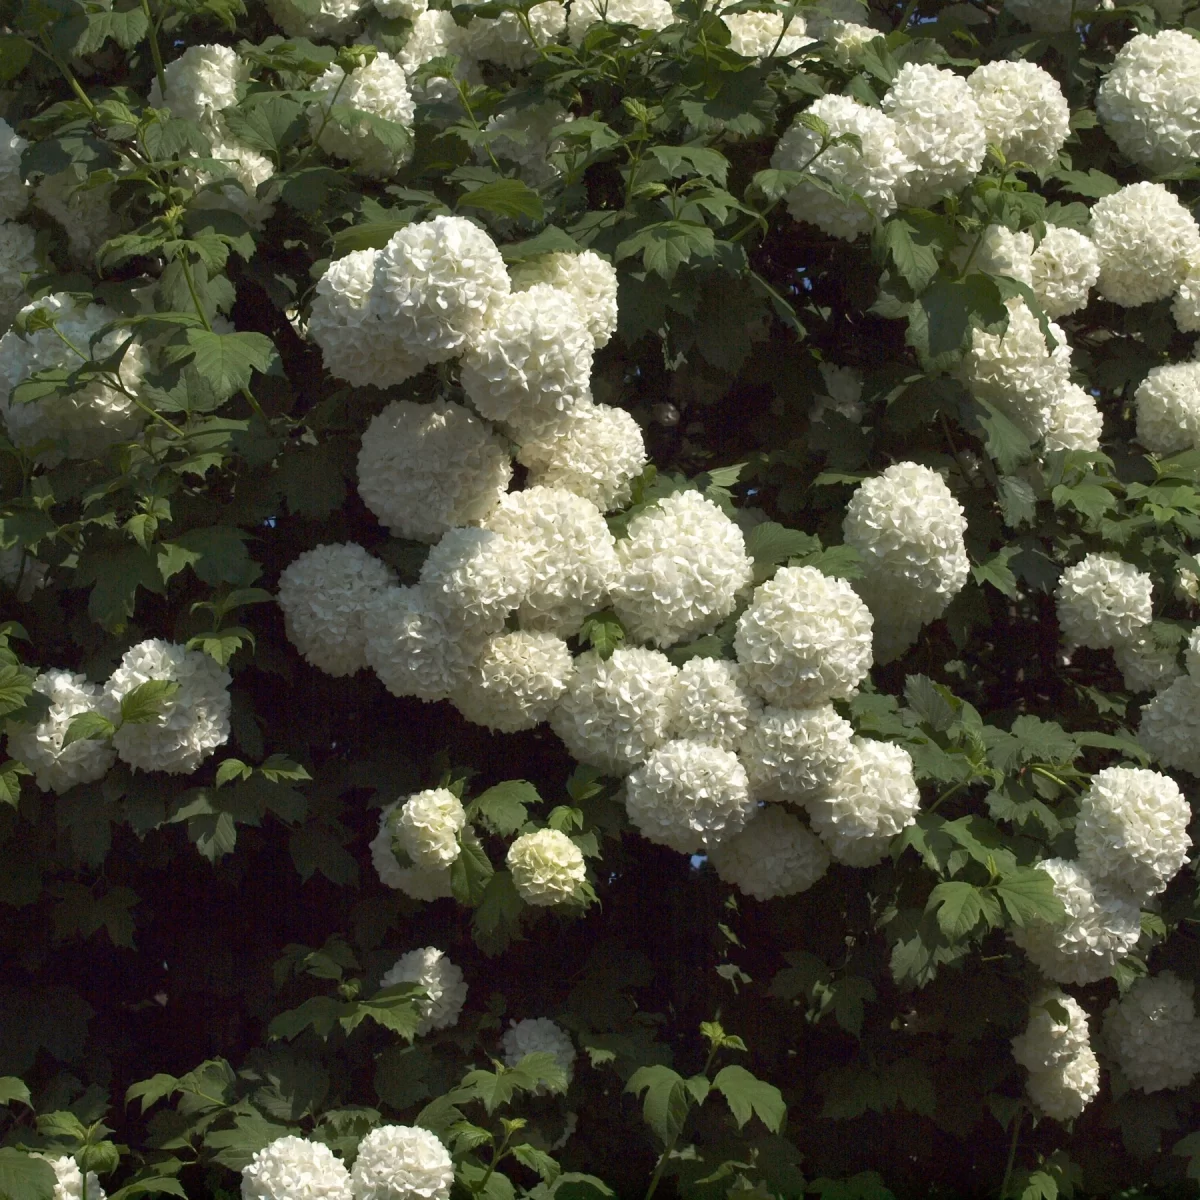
[502,1017,576,1088]
[380,947,467,1035]
[1090,182,1200,307]
[370,803,454,900]
[1076,766,1191,899]
[179,123,276,229]
[1135,363,1200,457]
[566,0,674,43]
[708,804,830,900]
[663,658,762,753]
[452,630,573,732]
[824,20,879,63]
[484,486,620,637]
[395,787,466,871]
[33,171,119,265]
[1012,991,1092,1073]
[105,640,231,776]
[722,10,812,58]
[481,103,572,190]
[33,1155,106,1200]
[1011,858,1142,986]
[311,53,415,177]
[351,1125,453,1200]
[277,543,396,677]
[466,0,566,67]
[802,0,869,36]
[1024,1045,1101,1122]
[961,224,1034,288]
[418,527,529,637]
[510,251,619,349]
[550,647,677,775]
[0,119,29,221]
[1055,553,1153,651]
[0,222,36,331]
[5,670,118,794]
[460,284,593,437]
[739,704,854,803]
[625,738,755,854]
[241,1136,352,1200]
[734,566,874,708]
[1173,263,1200,334]
[1113,630,1181,695]
[1139,672,1200,775]
[811,362,865,424]
[507,828,587,905]
[377,215,510,362]
[149,44,249,121]
[396,10,478,102]
[1044,383,1103,454]
[1031,226,1099,319]
[967,60,1070,172]
[807,737,920,867]
[611,491,753,648]
[1102,971,1200,1093]
[770,94,911,240]
[265,0,366,38]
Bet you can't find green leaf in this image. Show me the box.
[578,611,625,660]
[998,476,1037,528]
[119,680,181,726]
[974,400,1033,475]
[615,221,715,280]
[472,870,524,957]
[473,781,537,836]
[0,1078,30,1107]
[904,675,956,731]
[179,330,281,400]
[331,216,418,256]
[884,219,940,293]
[995,866,1066,929]
[0,761,28,808]
[0,1149,57,1200]
[450,825,493,906]
[125,1074,179,1114]
[1054,168,1120,198]
[745,522,820,569]
[174,526,253,586]
[510,1143,560,1183]
[711,1065,786,1133]
[0,37,33,83]
[61,711,116,748]
[73,7,149,53]
[920,273,1004,357]
[458,179,544,221]
[972,547,1020,597]
[499,226,581,262]
[626,1065,690,1145]
[927,881,983,940]
[0,665,32,719]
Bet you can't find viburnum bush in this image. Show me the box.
[3,0,1200,1194]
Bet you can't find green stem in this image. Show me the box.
[644,1044,722,1200]
[42,37,99,119]
[140,0,168,100]
[999,1105,1023,1199]
[178,255,214,332]
[474,1129,512,1195]
[895,0,920,30]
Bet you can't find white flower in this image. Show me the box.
[811,363,864,424]
[33,1155,107,1200]
[1139,672,1200,775]
[466,1,566,67]
[883,63,986,206]
[308,250,428,389]
[1102,971,1200,1093]
[1055,553,1153,651]
[394,787,466,871]
[241,1136,352,1200]
[180,121,276,229]
[1075,766,1191,900]
[370,803,455,900]
[0,119,29,221]
[1090,182,1200,307]
[611,491,753,649]
[33,170,120,264]
[351,1126,453,1200]
[1135,363,1200,457]
[802,0,869,36]
[0,221,36,331]
[734,566,874,707]
[452,630,573,732]
[771,95,911,240]
[1011,858,1142,986]
[105,640,231,776]
[510,250,619,349]
[1113,630,1181,694]
[481,103,572,189]
[277,543,396,677]
[311,53,415,178]
[824,20,879,63]
[0,293,148,465]
[502,1017,576,1088]
[708,804,830,900]
[722,10,812,59]
[958,224,1034,287]
[1024,1045,1101,1122]
[625,738,755,854]
[484,486,620,637]
[396,10,479,102]
[265,0,366,38]
[807,737,920,867]
[149,44,249,121]
[380,947,467,1035]
[1097,31,1200,174]
[550,647,677,775]
[968,60,1070,172]
[507,828,587,905]
[566,0,675,43]
[1031,226,1099,318]
[1174,263,1200,334]
[377,215,510,362]
[740,704,855,803]
[664,658,762,753]
[1043,383,1103,454]
[418,527,529,637]
[1012,990,1092,1073]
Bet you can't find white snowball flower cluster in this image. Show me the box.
[1054,553,1153,651]
[394,788,466,871]
[0,293,148,464]
[1097,31,1200,175]
[967,60,1070,172]
[380,946,467,1035]
[708,804,830,899]
[1135,363,1200,457]
[810,362,864,424]
[0,119,29,221]
[453,630,573,732]
[466,1,566,68]
[1030,226,1100,319]
[734,566,874,707]
[277,543,396,676]
[507,828,587,905]
[396,10,477,102]
[1044,383,1103,454]
[1139,672,1200,775]
[4,670,118,794]
[265,0,366,39]
[1012,991,1091,1073]
[824,19,879,63]
[722,9,812,59]
[739,704,854,803]
[33,1155,107,1200]
[0,221,37,330]
[1025,1044,1101,1122]
[370,802,453,901]
[418,526,530,636]
[241,1136,352,1200]
[510,250,619,349]
[1102,971,1200,1094]
[351,1125,454,1200]
[664,658,761,753]
[481,104,572,189]
[1011,858,1142,985]
[964,224,1033,288]
[625,738,755,853]
[566,0,675,43]
[105,640,232,775]
[806,738,920,867]
[149,44,249,122]
[179,122,276,229]
[771,94,911,241]
[1174,263,1200,333]
[310,53,415,177]
[33,170,120,265]
[1113,630,1181,695]
[502,1017,577,1088]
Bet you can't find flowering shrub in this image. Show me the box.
[2,0,1200,1195]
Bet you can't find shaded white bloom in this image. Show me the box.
[1011,858,1142,986]
[351,1125,453,1200]
[1139,672,1200,775]
[241,1136,352,1200]
[723,9,812,58]
[0,221,37,331]
[484,486,620,637]
[1113,630,1181,695]
[1012,991,1092,1073]
[180,121,275,229]
[810,362,864,424]
[311,53,415,177]
[1102,971,1200,1093]
[105,640,231,776]
[734,566,874,707]
[418,527,529,637]
[452,630,573,732]
[508,828,587,905]
[664,658,762,753]
[380,947,467,1034]
[1043,383,1103,454]
[395,787,466,871]
[481,103,572,189]
[149,44,249,122]
[771,95,911,240]
[824,20,879,62]
[34,1155,107,1200]
[510,250,619,349]
[1135,363,1200,457]
[807,738,920,867]
[802,0,869,36]
[1024,1045,1101,1122]
[0,119,29,221]
[708,804,830,900]
[1075,766,1191,899]
[466,1,566,67]
[265,0,366,38]
[370,802,454,900]
[566,0,674,43]
[396,10,478,102]
[625,739,755,853]
[377,215,510,362]
[1090,182,1200,307]
[962,225,1034,288]
[5,670,118,794]
[1174,263,1200,334]
[1055,553,1153,651]
[502,1018,576,1088]
[550,647,677,775]
[33,170,120,264]
[968,60,1069,172]
[277,543,396,677]
[739,704,854,803]
[1031,226,1099,318]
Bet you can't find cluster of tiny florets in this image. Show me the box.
[1013,991,1100,1122]
[1102,972,1200,1094]
[380,946,468,1035]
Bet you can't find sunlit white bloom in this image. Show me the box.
[507,828,587,905]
